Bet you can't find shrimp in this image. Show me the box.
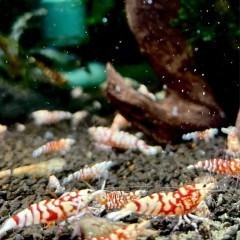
[111,113,131,131]
[62,161,114,186]
[30,110,72,126]
[71,216,126,239]
[0,189,94,238]
[47,175,65,194]
[88,126,161,156]
[221,126,240,156]
[187,158,240,178]
[107,182,215,231]
[84,220,151,240]
[182,128,218,143]
[32,138,75,157]
[0,158,66,178]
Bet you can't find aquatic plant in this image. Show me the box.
[171,0,239,48]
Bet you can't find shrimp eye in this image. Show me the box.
[203,184,207,188]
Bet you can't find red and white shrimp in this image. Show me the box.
[62,161,114,186]
[187,158,240,178]
[92,190,146,211]
[32,138,75,157]
[30,110,72,126]
[84,220,151,240]
[221,126,240,156]
[182,128,218,143]
[88,126,161,156]
[107,182,215,231]
[111,113,131,131]
[0,189,94,238]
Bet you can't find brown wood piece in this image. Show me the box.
[105,63,224,144]
[125,0,222,113]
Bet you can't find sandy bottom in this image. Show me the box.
[0,117,239,240]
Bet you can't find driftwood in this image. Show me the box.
[105,0,225,144]
[106,63,224,144]
[125,0,223,110]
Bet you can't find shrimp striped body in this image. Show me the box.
[32,138,75,157]
[0,189,94,237]
[62,161,114,185]
[85,220,150,240]
[88,127,160,156]
[31,110,72,126]
[188,158,240,177]
[182,128,218,142]
[93,190,146,210]
[107,183,214,221]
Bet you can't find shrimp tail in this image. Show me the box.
[0,218,17,238]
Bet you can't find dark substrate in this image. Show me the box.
[0,117,240,240]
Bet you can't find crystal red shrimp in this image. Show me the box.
[32,138,75,157]
[84,220,151,240]
[187,158,240,177]
[0,189,94,238]
[62,161,114,186]
[30,110,72,126]
[88,126,161,156]
[93,190,146,210]
[106,182,215,229]
[182,128,218,142]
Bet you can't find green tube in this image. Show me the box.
[40,0,87,46]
